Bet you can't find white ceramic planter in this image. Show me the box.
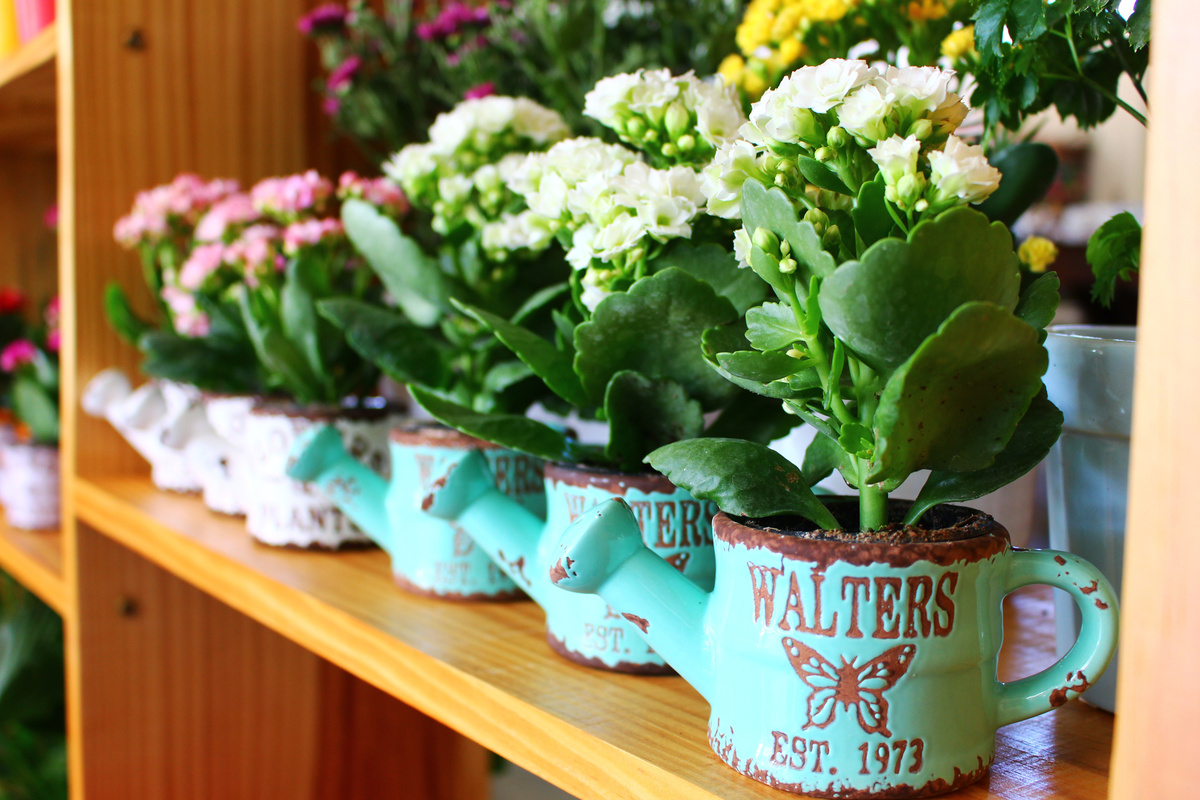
[81,369,204,492]
[243,401,400,549]
[1,443,60,530]
[1044,324,1135,713]
[184,394,257,516]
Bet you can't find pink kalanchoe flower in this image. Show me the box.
[327,55,361,93]
[43,203,58,230]
[114,174,239,247]
[250,171,333,220]
[297,3,346,35]
[323,96,341,117]
[46,329,60,353]
[0,340,37,373]
[195,193,259,242]
[464,82,495,99]
[337,172,409,215]
[43,296,59,329]
[178,242,228,290]
[161,287,211,338]
[283,218,345,255]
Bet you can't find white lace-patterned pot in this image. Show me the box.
[1,443,60,530]
[81,369,204,492]
[184,394,258,516]
[244,400,401,549]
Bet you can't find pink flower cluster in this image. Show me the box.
[161,287,211,338]
[464,82,496,99]
[195,193,260,242]
[114,174,240,248]
[250,170,333,220]
[222,224,284,288]
[417,2,491,41]
[283,218,345,255]
[337,172,409,216]
[297,3,347,36]
[327,55,361,94]
[0,339,37,372]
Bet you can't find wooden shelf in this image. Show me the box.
[0,23,55,152]
[75,475,1113,800]
[0,509,64,615]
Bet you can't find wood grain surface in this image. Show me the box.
[77,476,1115,800]
[0,22,56,152]
[0,512,63,614]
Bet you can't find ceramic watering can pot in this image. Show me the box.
[287,422,544,599]
[422,450,717,672]
[549,500,1119,797]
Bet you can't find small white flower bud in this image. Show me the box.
[779,257,798,274]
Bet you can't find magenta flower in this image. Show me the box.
[46,329,60,353]
[0,340,37,372]
[323,96,341,117]
[327,55,361,93]
[464,82,495,99]
[43,203,57,230]
[297,4,347,35]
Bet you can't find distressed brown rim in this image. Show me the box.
[714,504,1009,569]
[250,397,399,421]
[544,462,677,497]
[545,631,676,675]
[389,421,502,450]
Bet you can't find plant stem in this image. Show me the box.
[859,481,888,531]
[783,282,855,427]
[1042,72,1148,126]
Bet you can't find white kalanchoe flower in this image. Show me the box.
[789,59,879,113]
[481,210,557,258]
[733,227,753,268]
[838,83,894,145]
[926,135,1003,207]
[689,78,747,148]
[508,138,639,225]
[511,98,573,144]
[882,66,955,117]
[929,92,970,137]
[579,271,612,312]
[583,72,643,128]
[868,135,922,184]
[701,140,771,220]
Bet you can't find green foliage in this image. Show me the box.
[604,372,704,469]
[319,300,451,391]
[653,242,769,315]
[974,143,1060,227]
[1087,211,1142,307]
[12,374,58,446]
[646,439,839,529]
[103,284,152,347]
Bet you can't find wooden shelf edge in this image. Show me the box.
[0,514,65,615]
[0,22,56,91]
[72,477,732,800]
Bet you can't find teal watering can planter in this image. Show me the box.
[423,451,717,673]
[287,422,545,600]
[548,499,1119,798]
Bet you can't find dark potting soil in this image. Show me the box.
[735,500,992,545]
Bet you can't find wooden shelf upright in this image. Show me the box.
[0,0,1178,797]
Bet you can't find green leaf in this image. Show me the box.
[975,143,1059,227]
[905,390,1062,525]
[411,386,596,463]
[1087,211,1142,307]
[319,299,450,390]
[454,300,590,407]
[574,268,740,410]
[342,198,448,327]
[604,371,704,470]
[746,302,803,351]
[716,350,799,382]
[851,179,894,251]
[869,302,1047,484]
[12,375,58,444]
[705,392,801,444]
[838,422,874,460]
[742,180,836,285]
[482,360,536,396]
[280,257,326,387]
[1127,0,1151,50]
[239,292,320,402]
[749,245,793,300]
[654,241,768,314]
[801,433,848,487]
[511,283,569,325]
[139,331,259,394]
[104,284,153,347]
[796,155,852,195]
[1014,271,1060,330]
[645,439,839,527]
[819,206,1021,375]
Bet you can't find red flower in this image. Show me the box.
[0,287,25,314]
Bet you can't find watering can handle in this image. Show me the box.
[993,549,1119,728]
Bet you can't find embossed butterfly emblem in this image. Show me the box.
[782,638,916,737]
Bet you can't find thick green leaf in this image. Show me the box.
[411,386,598,463]
[1014,271,1060,330]
[1087,211,1142,307]
[819,206,1021,375]
[239,292,320,401]
[975,143,1059,226]
[139,331,259,393]
[1127,0,1151,49]
[746,302,803,351]
[319,299,450,390]
[654,241,768,314]
[741,180,836,286]
[13,375,58,445]
[851,178,894,251]
[869,302,1047,484]
[645,438,839,527]
[749,245,793,300]
[574,268,740,410]
[511,282,569,325]
[104,284,153,347]
[801,433,848,487]
[716,350,799,382]
[604,371,704,470]
[482,360,536,396]
[454,300,590,407]
[905,390,1062,524]
[342,198,448,327]
[705,392,800,444]
[796,155,852,195]
[280,257,327,387]
[703,323,794,398]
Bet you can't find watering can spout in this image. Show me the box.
[550,498,715,702]
[422,449,548,604]
[286,424,392,549]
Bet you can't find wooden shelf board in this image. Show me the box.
[0,23,56,152]
[0,509,65,615]
[75,476,1113,800]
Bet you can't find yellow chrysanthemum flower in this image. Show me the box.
[770,5,805,41]
[802,0,851,23]
[719,54,747,87]
[778,36,805,64]
[736,2,776,54]
[907,0,948,21]
[1019,236,1059,273]
[941,25,976,60]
